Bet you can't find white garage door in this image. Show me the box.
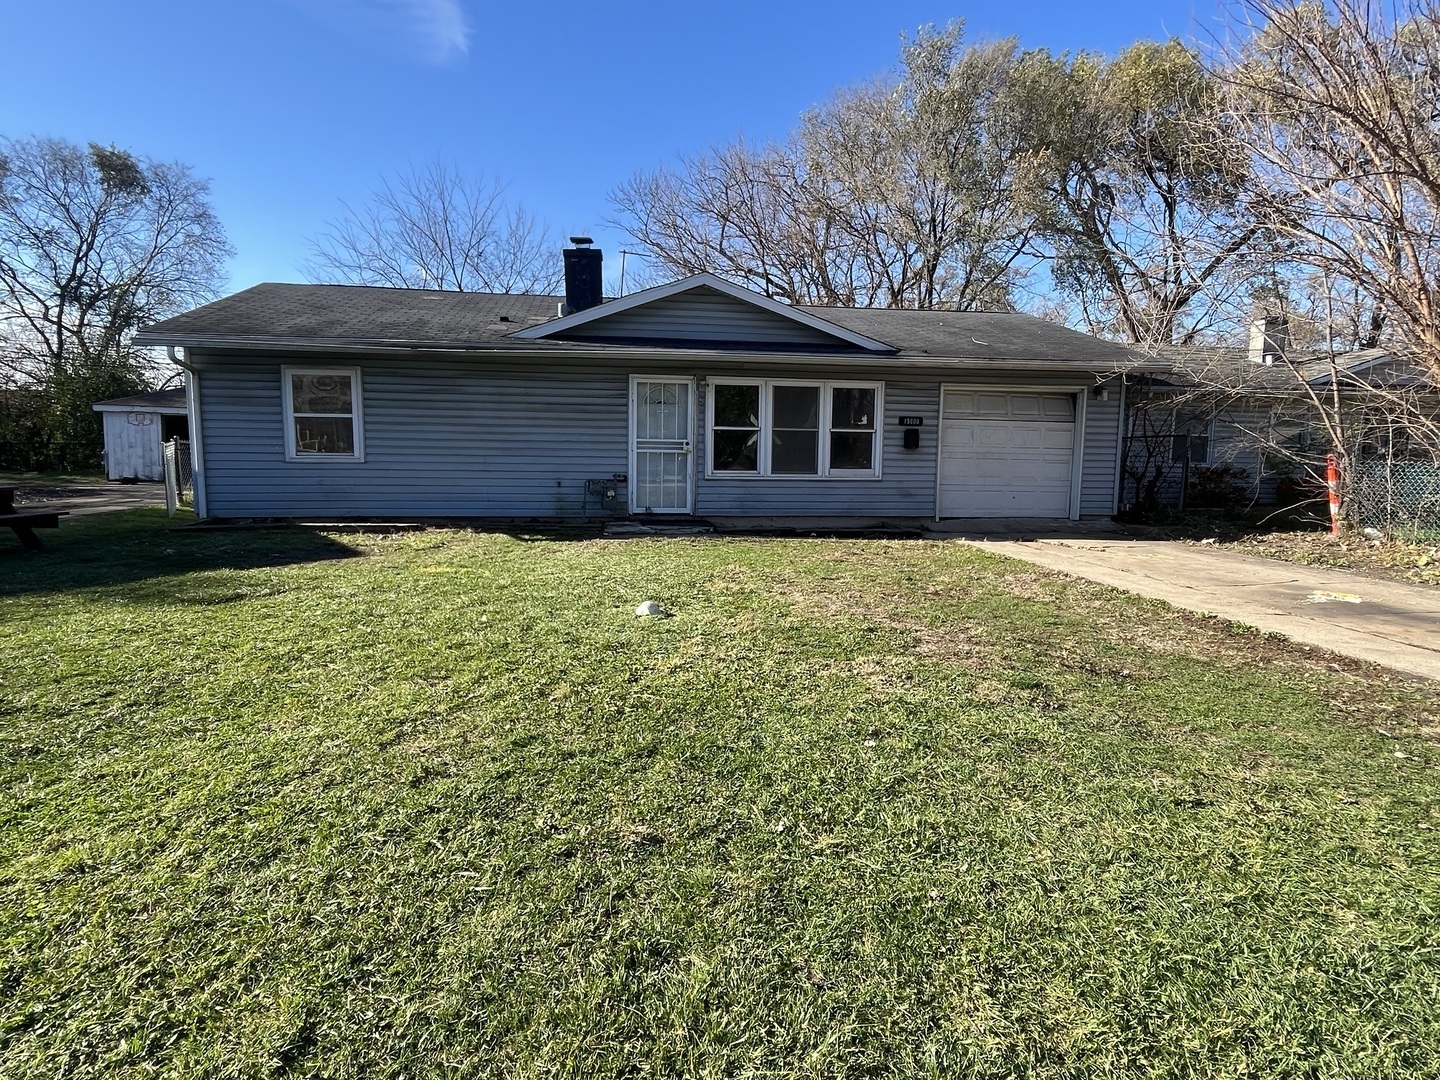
[939,390,1076,517]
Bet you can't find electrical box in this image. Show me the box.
[583,474,628,518]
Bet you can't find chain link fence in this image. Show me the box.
[1347,457,1440,542]
[163,438,193,516]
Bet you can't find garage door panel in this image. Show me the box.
[1041,396,1074,419]
[1041,426,1075,450]
[1008,396,1043,418]
[939,390,1077,518]
[943,391,1074,422]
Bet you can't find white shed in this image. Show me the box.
[92,387,189,481]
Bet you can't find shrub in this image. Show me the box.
[1186,464,1251,509]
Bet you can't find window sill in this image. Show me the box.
[704,471,883,481]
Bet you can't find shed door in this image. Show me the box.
[939,391,1076,517]
[630,378,693,514]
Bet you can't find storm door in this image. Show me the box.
[629,377,694,513]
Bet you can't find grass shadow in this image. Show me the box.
[0,509,363,598]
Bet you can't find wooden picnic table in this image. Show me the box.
[0,485,66,551]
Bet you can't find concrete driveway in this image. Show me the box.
[14,482,167,517]
[959,532,1440,681]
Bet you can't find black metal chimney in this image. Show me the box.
[563,237,603,314]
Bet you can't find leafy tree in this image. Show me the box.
[0,135,231,470]
[1016,40,1276,346]
[305,162,561,294]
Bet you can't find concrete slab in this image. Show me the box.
[703,516,1125,539]
[924,518,1130,541]
[14,482,166,518]
[961,536,1440,681]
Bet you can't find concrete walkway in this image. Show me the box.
[961,535,1440,681]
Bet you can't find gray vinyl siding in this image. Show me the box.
[1123,394,1285,508]
[564,288,848,347]
[695,374,939,517]
[695,373,1120,517]
[195,353,629,518]
[192,350,1124,520]
[1211,408,1267,501]
[1080,387,1123,516]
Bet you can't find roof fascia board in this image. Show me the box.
[154,338,1167,372]
[92,404,189,414]
[508,272,897,352]
[138,332,1165,372]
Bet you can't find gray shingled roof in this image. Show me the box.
[136,284,562,346]
[92,387,188,410]
[135,281,1162,368]
[1143,344,1423,392]
[800,305,1154,364]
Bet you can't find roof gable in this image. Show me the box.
[511,274,895,352]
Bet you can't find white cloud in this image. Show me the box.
[380,0,470,64]
[293,0,471,66]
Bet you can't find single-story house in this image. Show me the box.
[1123,315,1438,512]
[92,387,190,481]
[132,244,1165,523]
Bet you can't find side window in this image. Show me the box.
[711,383,761,472]
[828,385,877,472]
[284,368,363,460]
[1171,415,1212,466]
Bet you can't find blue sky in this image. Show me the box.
[1,0,1218,296]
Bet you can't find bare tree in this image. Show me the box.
[610,24,1036,310]
[0,135,231,469]
[1224,0,1440,378]
[305,162,561,294]
[0,137,230,382]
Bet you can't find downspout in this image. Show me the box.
[1112,375,1127,514]
[171,346,208,519]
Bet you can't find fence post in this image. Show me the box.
[163,439,179,517]
[1327,453,1341,536]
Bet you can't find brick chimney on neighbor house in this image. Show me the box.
[1248,311,1291,365]
[562,237,603,315]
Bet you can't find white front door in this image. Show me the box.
[630,377,694,514]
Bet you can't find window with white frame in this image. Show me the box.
[707,379,882,477]
[283,367,363,460]
[1170,413,1213,466]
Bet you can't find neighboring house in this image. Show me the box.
[1122,316,1438,511]
[92,387,190,481]
[132,244,1163,523]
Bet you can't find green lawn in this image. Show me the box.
[2,512,1437,1078]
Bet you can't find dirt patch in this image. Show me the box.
[1124,519,1440,589]
[1218,530,1440,589]
[778,577,993,665]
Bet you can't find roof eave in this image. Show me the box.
[135,333,1164,371]
[92,403,189,414]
